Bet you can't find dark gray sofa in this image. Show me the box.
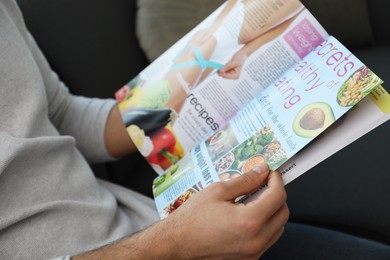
[17,0,390,245]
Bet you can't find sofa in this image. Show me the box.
[17,0,390,245]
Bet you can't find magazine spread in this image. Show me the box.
[113,0,389,219]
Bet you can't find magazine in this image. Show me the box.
[114,0,389,218]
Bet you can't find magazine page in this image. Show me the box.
[279,86,390,185]
[115,0,328,173]
[152,36,383,219]
[240,86,390,203]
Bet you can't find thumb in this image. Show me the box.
[222,162,270,200]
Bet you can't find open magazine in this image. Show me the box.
[114,0,389,219]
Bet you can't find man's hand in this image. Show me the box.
[73,163,288,259]
[166,162,289,259]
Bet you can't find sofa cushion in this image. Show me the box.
[136,0,224,61]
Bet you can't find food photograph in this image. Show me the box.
[205,125,239,161]
[160,186,199,218]
[210,126,288,181]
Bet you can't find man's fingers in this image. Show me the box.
[259,226,285,257]
[247,170,287,220]
[218,162,270,200]
[261,203,289,240]
[251,203,289,257]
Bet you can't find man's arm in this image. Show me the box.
[72,163,289,259]
[104,105,137,158]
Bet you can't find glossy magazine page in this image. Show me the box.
[152,37,385,219]
[278,86,390,185]
[115,0,329,173]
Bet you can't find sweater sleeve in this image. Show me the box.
[26,32,118,163]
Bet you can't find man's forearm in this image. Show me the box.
[72,219,178,260]
[72,164,288,259]
[104,105,137,158]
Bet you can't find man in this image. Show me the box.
[0,0,288,259]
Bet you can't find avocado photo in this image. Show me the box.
[293,102,335,138]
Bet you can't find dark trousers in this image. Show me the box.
[262,222,390,260]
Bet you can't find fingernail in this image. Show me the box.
[252,163,268,175]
